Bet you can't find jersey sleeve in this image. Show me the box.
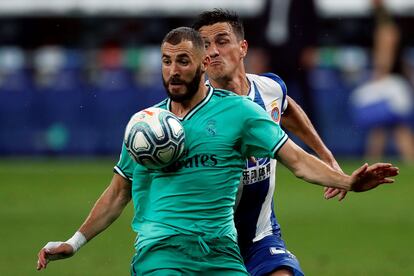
[240,98,288,158]
[261,72,288,113]
[114,143,136,181]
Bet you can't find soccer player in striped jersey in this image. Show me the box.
[37,26,398,275]
[193,9,346,276]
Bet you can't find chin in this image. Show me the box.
[169,87,185,94]
[208,71,223,80]
[169,89,187,99]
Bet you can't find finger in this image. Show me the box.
[371,167,399,179]
[353,163,368,177]
[382,167,399,177]
[323,187,332,198]
[37,249,48,269]
[324,189,341,199]
[367,163,392,171]
[43,258,49,269]
[37,257,48,270]
[380,178,395,184]
[338,190,348,201]
[369,167,395,175]
[37,258,47,270]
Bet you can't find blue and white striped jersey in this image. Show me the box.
[233,73,288,254]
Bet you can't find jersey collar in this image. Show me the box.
[246,76,256,101]
[167,86,214,121]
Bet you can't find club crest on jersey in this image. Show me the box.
[205,120,217,136]
[271,106,280,123]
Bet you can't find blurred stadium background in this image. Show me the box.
[0,0,413,275]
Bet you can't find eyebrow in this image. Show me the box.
[202,31,230,40]
[176,53,190,59]
[218,32,230,36]
[215,32,231,38]
[162,53,190,59]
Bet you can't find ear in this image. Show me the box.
[201,55,210,72]
[240,39,248,58]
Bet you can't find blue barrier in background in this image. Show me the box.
[0,46,413,156]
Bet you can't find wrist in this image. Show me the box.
[66,231,87,253]
[343,175,353,191]
[331,172,351,191]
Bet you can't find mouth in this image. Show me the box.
[169,83,184,90]
[169,80,184,86]
[210,60,222,66]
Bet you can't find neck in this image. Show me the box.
[209,69,249,96]
[170,83,208,118]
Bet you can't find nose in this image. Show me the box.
[207,43,219,58]
[170,62,180,77]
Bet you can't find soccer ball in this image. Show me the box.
[124,107,185,169]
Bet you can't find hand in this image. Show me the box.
[350,163,399,192]
[323,159,348,201]
[324,187,347,201]
[36,241,74,270]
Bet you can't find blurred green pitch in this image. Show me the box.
[0,158,412,275]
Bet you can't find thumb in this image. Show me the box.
[43,242,74,261]
[44,241,65,254]
[353,163,368,177]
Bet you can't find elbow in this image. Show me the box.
[293,166,306,180]
[116,190,131,208]
[287,157,306,180]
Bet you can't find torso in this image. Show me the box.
[116,85,287,251]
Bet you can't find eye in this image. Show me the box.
[162,59,171,65]
[217,39,229,45]
[179,59,189,66]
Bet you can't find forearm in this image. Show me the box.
[295,151,350,190]
[282,97,335,163]
[278,139,351,190]
[78,174,131,241]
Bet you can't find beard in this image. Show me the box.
[163,66,203,103]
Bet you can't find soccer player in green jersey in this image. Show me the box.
[37,27,399,275]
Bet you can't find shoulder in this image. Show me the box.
[247,73,287,95]
[213,88,238,98]
[211,87,239,98]
[209,87,258,111]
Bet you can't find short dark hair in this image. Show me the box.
[192,9,244,40]
[162,27,205,53]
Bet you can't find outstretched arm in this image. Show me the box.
[276,139,398,191]
[37,173,131,270]
[77,174,131,240]
[281,96,347,200]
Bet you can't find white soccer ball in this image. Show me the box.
[124,107,185,169]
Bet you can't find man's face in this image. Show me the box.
[161,40,204,103]
[199,22,246,81]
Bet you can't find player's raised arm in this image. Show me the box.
[282,96,337,168]
[36,174,131,270]
[281,96,347,200]
[276,139,399,191]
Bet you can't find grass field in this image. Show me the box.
[0,158,412,275]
